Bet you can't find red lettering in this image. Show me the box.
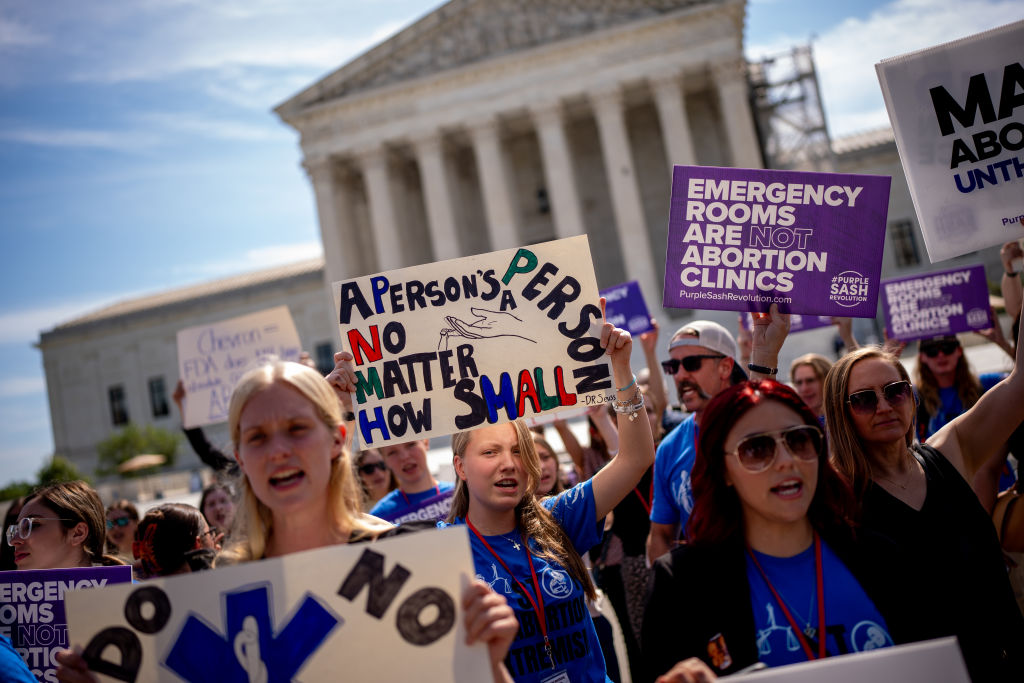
[347,326,383,366]
[554,366,577,407]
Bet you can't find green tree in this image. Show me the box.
[96,423,180,477]
[37,455,87,486]
[0,480,33,501]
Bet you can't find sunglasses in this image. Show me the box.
[201,527,220,539]
[726,425,823,472]
[919,341,960,358]
[846,380,913,415]
[6,517,75,546]
[106,517,133,529]
[661,355,725,375]
[358,461,388,476]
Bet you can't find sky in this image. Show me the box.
[1,0,1020,487]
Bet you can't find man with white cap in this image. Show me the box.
[645,320,749,564]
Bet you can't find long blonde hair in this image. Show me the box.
[448,420,596,601]
[224,359,389,561]
[823,347,915,497]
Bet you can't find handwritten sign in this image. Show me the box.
[0,566,132,683]
[728,637,968,683]
[176,306,303,428]
[876,20,1024,263]
[600,281,654,336]
[663,166,890,317]
[881,264,992,342]
[65,526,490,683]
[334,235,611,449]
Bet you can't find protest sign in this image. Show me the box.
[743,312,835,334]
[881,264,992,342]
[334,235,612,449]
[65,526,490,683]
[663,166,890,317]
[876,20,1024,263]
[176,306,303,428]
[599,281,654,336]
[727,637,968,683]
[0,566,132,683]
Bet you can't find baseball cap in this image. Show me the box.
[668,321,739,359]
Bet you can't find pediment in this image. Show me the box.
[281,0,719,114]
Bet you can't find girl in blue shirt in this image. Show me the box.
[446,314,655,683]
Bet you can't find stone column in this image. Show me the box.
[357,144,404,271]
[304,156,358,283]
[411,131,461,261]
[531,100,585,239]
[467,116,519,251]
[650,71,697,170]
[714,58,764,169]
[590,85,660,304]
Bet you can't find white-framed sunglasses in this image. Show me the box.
[5,517,75,546]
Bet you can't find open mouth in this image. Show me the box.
[269,468,305,489]
[495,478,518,491]
[771,479,803,499]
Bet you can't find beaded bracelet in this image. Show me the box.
[612,386,646,421]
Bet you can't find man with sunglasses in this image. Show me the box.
[646,321,748,564]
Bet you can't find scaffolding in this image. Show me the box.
[748,44,835,171]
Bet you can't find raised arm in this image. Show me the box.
[834,316,859,352]
[591,300,656,521]
[747,304,791,381]
[641,318,669,429]
[1001,241,1023,318]
[929,298,1024,480]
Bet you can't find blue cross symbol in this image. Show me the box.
[163,583,341,682]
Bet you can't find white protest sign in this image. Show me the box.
[334,235,612,449]
[876,20,1024,262]
[725,637,968,682]
[176,306,303,428]
[65,526,490,683]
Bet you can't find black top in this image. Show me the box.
[862,443,1024,682]
[183,426,239,475]
[641,526,934,683]
[611,465,653,557]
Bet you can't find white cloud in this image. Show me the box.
[133,111,289,141]
[746,0,1020,138]
[173,240,324,278]
[0,377,45,398]
[0,16,48,48]
[0,293,150,345]
[0,127,161,150]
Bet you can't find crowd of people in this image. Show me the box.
[3,244,1024,683]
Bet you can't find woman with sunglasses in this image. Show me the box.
[7,481,123,570]
[354,448,398,510]
[104,500,139,560]
[642,380,928,681]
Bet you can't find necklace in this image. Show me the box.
[876,450,919,490]
[502,532,521,551]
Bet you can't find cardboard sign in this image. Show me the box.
[876,20,1024,263]
[599,281,654,336]
[881,264,992,341]
[334,235,612,449]
[727,637,968,683]
[65,526,490,683]
[176,306,303,428]
[663,166,891,317]
[0,566,132,683]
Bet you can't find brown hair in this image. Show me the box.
[448,420,596,601]
[224,360,389,561]
[531,434,564,496]
[790,353,832,384]
[823,347,915,497]
[914,344,982,417]
[354,448,398,505]
[26,481,123,566]
[133,503,205,577]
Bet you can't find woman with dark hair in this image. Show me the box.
[7,481,122,569]
[0,497,26,571]
[354,448,397,511]
[642,380,928,681]
[444,314,655,683]
[132,503,217,578]
[198,483,235,542]
[104,499,139,560]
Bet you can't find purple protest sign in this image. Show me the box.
[663,166,891,317]
[375,488,454,525]
[882,264,993,342]
[600,281,654,336]
[743,312,836,334]
[0,565,132,681]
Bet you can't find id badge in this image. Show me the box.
[540,671,570,683]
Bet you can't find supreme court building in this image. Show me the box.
[276,0,762,313]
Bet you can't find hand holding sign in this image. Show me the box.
[749,304,791,379]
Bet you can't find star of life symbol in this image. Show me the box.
[163,583,341,682]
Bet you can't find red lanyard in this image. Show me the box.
[746,532,826,661]
[466,518,556,670]
[399,483,440,506]
[632,478,653,515]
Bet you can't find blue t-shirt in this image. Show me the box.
[746,540,893,667]
[369,481,455,524]
[650,413,698,532]
[446,480,610,683]
[0,635,37,683]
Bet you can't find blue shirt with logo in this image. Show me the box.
[745,540,893,667]
[650,413,698,533]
